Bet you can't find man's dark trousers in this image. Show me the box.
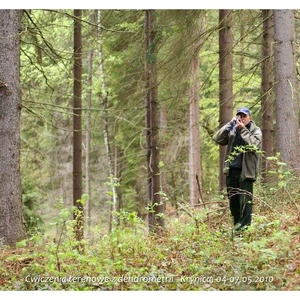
[226,169,254,227]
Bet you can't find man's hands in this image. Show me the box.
[235,116,245,129]
[231,116,245,129]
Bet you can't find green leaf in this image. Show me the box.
[16,239,27,248]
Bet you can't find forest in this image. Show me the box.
[0,9,299,291]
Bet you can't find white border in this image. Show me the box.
[0,1,299,9]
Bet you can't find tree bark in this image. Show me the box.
[274,10,300,172]
[160,104,168,211]
[189,52,202,207]
[73,9,83,242]
[261,10,275,182]
[218,10,233,191]
[85,11,96,234]
[97,10,119,231]
[144,10,164,231]
[0,9,26,246]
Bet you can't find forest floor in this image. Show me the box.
[0,196,299,292]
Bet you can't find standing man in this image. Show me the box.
[214,107,262,232]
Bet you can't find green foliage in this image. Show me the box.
[22,182,44,236]
[19,9,269,231]
[225,144,263,167]
[258,152,300,214]
[266,152,294,190]
[10,9,299,292]
[1,184,299,291]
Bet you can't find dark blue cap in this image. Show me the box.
[236,107,251,115]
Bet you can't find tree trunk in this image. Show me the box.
[160,104,168,211]
[261,10,275,182]
[0,9,26,246]
[73,9,84,242]
[145,11,153,226]
[218,10,233,191]
[274,10,300,172]
[144,10,164,231]
[238,10,245,72]
[189,52,202,207]
[97,10,119,232]
[85,11,96,235]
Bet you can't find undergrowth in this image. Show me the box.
[0,159,299,291]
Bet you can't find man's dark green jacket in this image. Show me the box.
[214,120,262,181]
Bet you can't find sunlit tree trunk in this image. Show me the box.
[218,10,233,191]
[189,52,202,207]
[188,14,206,208]
[85,49,92,233]
[0,9,26,246]
[274,10,300,172]
[97,10,119,231]
[261,10,274,182]
[73,9,84,242]
[160,105,168,210]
